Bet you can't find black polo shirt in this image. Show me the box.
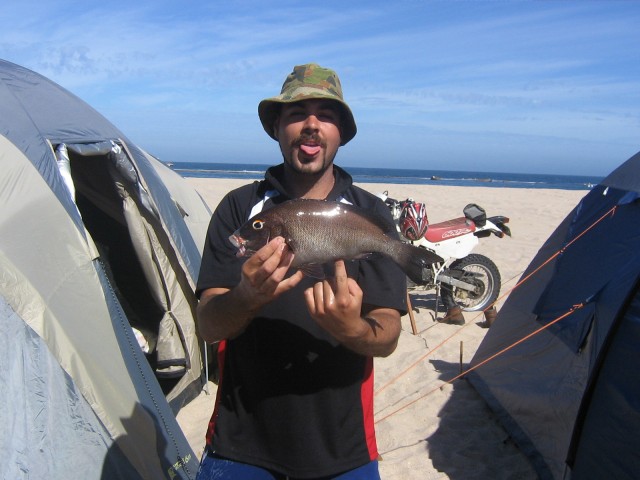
[196,164,407,478]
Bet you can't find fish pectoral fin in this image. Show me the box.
[286,235,297,250]
[298,263,326,279]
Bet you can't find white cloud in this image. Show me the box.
[1,0,639,174]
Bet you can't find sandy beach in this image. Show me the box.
[177,177,588,479]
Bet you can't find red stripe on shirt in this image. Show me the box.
[360,356,379,460]
[205,340,227,446]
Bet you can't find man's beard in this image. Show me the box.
[284,133,335,175]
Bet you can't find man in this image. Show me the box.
[196,63,407,479]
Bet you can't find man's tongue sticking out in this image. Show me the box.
[299,143,321,156]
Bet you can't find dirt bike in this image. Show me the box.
[377,191,511,313]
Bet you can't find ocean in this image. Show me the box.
[170,162,602,191]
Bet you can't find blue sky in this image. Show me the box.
[2,1,639,176]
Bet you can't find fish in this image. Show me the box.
[229,199,442,283]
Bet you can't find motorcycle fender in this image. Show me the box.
[416,234,479,260]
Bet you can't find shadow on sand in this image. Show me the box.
[425,359,536,479]
[407,292,446,323]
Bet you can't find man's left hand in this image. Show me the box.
[304,259,369,344]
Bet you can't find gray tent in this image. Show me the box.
[0,59,212,478]
[468,151,640,479]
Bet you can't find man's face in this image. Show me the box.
[275,99,342,176]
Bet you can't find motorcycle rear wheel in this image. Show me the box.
[447,254,501,312]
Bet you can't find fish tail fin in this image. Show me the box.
[394,243,443,284]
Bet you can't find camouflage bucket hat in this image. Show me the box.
[258,63,357,146]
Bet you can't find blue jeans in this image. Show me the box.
[196,448,381,480]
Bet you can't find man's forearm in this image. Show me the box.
[338,309,401,358]
[196,288,257,343]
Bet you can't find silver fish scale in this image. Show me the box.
[285,203,391,266]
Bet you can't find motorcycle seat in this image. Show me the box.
[424,217,476,242]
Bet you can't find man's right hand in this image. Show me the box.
[236,236,304,311]
[196,237,304,343]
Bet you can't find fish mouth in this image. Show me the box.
[229,233,247,257]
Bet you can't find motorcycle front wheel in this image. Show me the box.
[445,254,501,312]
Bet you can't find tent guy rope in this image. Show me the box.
[374,203,618,422]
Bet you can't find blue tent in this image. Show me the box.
[468,151,640,479]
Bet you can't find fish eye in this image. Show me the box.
[252,220,264,230]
